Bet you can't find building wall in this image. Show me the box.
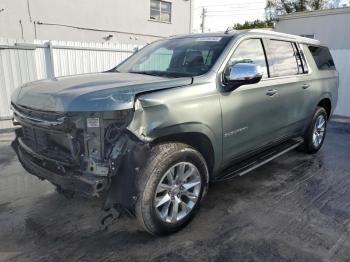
[275,7,350,117]
[0,0,192,44]
[275,7,350,49]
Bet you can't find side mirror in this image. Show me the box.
[223,63,263,92]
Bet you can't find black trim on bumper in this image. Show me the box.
[12,139,108,197]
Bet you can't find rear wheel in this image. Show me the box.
[135,143,209,235]
[302,107,328,154]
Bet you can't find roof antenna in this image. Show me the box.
[225,26,236,34]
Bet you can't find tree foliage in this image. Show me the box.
[266,0,329,16]
[233,20,274,30]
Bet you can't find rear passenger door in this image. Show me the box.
[263,39,311,138]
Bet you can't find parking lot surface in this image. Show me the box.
[0,122,350,262]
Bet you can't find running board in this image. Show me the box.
[214,138,304,182]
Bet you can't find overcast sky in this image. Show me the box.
[192,0,267,33]
[192,0,350,33]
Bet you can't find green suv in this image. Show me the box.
[11,30,338,235]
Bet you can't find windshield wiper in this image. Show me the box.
[104,67,119,73]
[130,71,160,76]
[130,70,193,78]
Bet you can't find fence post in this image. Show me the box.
[43,41,55,79]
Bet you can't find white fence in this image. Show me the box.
[0,38,141,119]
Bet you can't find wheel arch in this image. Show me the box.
[151,132,216,177]
[317,97,332,118]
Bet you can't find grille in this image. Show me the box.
[21,126,77,164]
[12,103,64,122]
[22,126,49,151]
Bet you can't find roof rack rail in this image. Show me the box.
[248,29,321,45]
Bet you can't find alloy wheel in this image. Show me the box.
[154,162,202,223]
[313,114,326,147]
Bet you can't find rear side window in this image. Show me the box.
[268,40,303,77]
[308,46,336,70]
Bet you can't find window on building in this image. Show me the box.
[150,0,172,22]
[308,46,336,70]
[268,40,302,77]
[227,38,269,79]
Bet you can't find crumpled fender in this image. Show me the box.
[103,131,150,212]
[127,97,222,174]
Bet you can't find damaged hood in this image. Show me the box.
[11,72,192,112]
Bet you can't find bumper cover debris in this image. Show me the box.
[12,129,150,212]
[12,138,108,197]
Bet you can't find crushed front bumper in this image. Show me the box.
[12,138,108,197]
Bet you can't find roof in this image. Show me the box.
[170,29,320,46]
[170,32,234,39]
[278,6,350,20]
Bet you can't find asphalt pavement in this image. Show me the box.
[0,122,350,262]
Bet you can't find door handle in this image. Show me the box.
[266,89,278,96]
[302,84,310,89]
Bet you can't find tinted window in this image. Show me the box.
[308,46,336,70]
[227,39,268,79]
[268,40,302,77]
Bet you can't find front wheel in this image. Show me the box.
[135,143,209,235]
[302,106,328,154]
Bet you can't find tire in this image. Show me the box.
[302,106,328,154]
[135,143,209,235]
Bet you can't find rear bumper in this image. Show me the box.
[12,138,108,197]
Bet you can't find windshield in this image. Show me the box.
[115,36,232,78]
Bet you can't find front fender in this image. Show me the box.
[127,85,223,174]
[128,120,222,174]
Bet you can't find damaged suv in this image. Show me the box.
[11,30,338,235]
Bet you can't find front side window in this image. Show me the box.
[268,40,302,77]
[115,36,232,77]
[150,0,172,22]
[227,38,268,79]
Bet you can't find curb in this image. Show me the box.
[329,120,350,131]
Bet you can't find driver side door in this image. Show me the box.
[219,38,282,165]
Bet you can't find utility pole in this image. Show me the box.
[200,7,207,33]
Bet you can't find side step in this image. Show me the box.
[214,137,304,182]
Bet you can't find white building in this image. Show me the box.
[0,0,193,119]
[0,0,193,44]
[275,7,350,117]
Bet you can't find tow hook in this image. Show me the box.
[99,207,121,230]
